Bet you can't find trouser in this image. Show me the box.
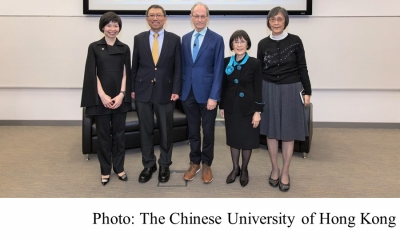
[94,112,126,175]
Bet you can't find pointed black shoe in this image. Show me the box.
[240,169,249,187]
[279,175,290,192]
[226,168,240,184]
[138,165,157,183]
[118,173,128,181]
[158,166,170,183]
[101,176,110,186]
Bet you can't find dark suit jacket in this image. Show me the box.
[180,28,224,104]
[131,30,181,104]
[81,37,132,108]
[219,56,264,115]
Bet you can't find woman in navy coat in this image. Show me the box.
[219,30,264,187]
[81,12,132,185]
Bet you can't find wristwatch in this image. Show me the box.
[120,91,126,96]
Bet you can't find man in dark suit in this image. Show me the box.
[131,5,181,183]
[180,2,224,183]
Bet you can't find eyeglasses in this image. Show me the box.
[233,40,247,45]
[147,14,165,19]
[269,17,284,23]
[191,15,208,20]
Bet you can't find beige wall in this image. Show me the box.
[0,0,399,123]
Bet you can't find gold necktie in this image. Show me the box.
[152,33,159,65]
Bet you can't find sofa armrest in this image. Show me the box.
[82,107,93,154]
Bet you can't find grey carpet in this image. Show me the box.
[0,125,399,198]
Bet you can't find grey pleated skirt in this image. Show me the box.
[260,81,308,141]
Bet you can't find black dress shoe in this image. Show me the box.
[118,173,128,181]
[158,166,170,183]
[101,176,110,186]
[279,175,290,192]
[138,165,157,183]
[226,168,240,184]
[240,169,249,187]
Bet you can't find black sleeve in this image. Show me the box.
[253,59,264,112]
[296,37,312,95]
[81,43,98,107]
[219,58,230,110]
[123,45,132,103]
[131,35,139,93]
[172,35,182,95]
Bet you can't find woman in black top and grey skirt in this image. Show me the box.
[257,6,312,192]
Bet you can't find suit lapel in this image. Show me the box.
[186,30,195,65]
[194,30,213,63]
[158,31,170,64]
[143,31,152,60]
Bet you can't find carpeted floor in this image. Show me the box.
[0,125,399,198]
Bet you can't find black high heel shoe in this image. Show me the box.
[101,176,110,186]
[226,168,240,184]
[279,175,290,192]
[118,172,128,181]
[240,169,249,187]
[269,172,279,188]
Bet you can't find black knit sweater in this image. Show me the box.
[257,33,312,95]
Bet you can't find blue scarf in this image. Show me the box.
[225,53,249,75]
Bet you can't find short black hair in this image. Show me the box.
[146,4,167,16]
[229,30,251,51]
[267,6,289,31]
[99,12,122,33]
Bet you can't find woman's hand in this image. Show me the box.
[252,112,261,128]
[100,94,113,108]
[304,95,311,106]
[110,93,124,109]
[219,109,225,119]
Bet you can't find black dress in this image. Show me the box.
[219,55,264,149]
[81,37,132,114]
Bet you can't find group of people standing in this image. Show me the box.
[81,2,312,192]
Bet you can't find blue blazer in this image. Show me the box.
[180,28,224,104]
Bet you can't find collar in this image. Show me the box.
[225,53,249,75]
[97,37,124,55]
[97,37,124,46]
[192,27,208,38]
[269,32,288,41]
[150,29,165,37]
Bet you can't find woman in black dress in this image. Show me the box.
[81,12,132,185]
[219,30,264,187]
[257,6,312,192]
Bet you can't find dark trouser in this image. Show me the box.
[94,112,126,175]
[136,87,175,168]
[181,89,217,166]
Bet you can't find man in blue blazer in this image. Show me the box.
[181,2,224,183]
[131,5,181,183]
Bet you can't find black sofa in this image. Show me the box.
[82,100,188,158]
[260,103,313,158]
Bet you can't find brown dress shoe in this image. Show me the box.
[202,163,213,183]
[183,162,200,181]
